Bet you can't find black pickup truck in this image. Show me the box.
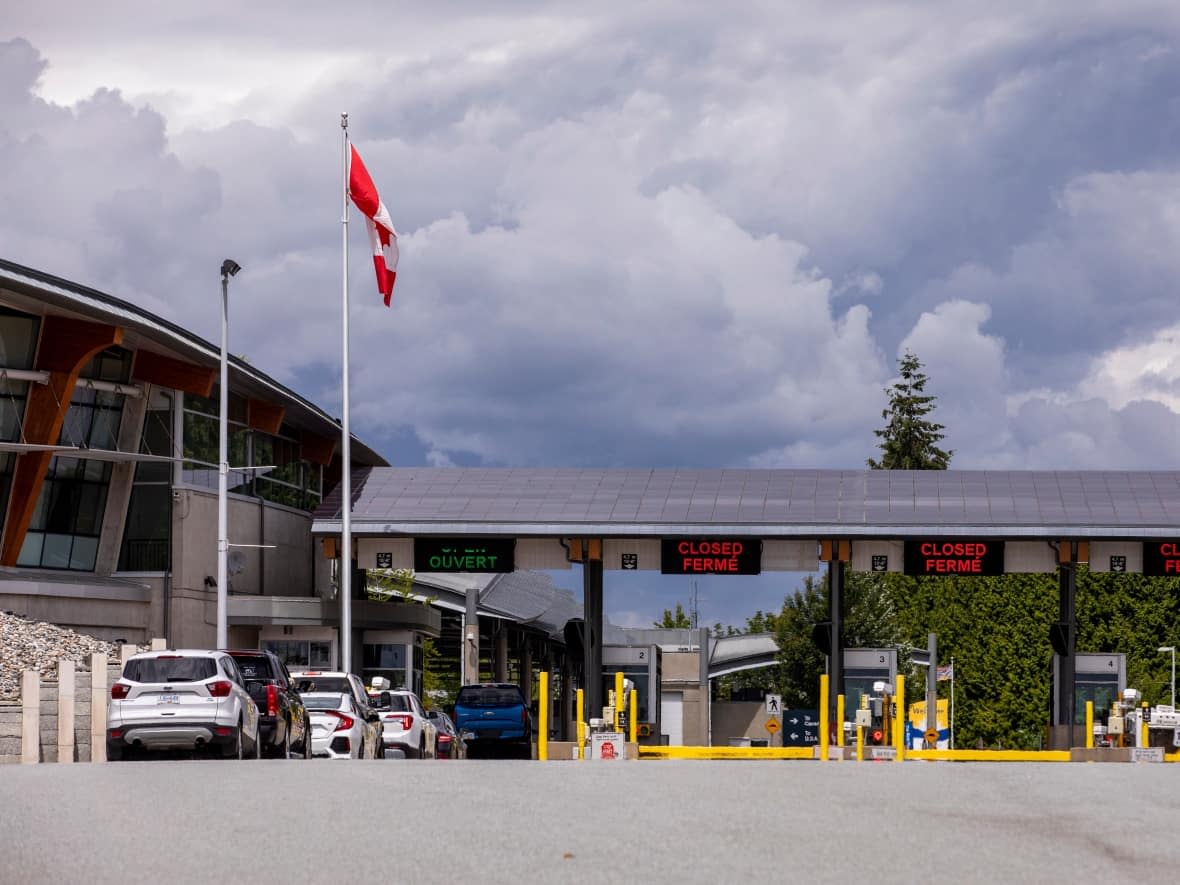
[226,650,311,759]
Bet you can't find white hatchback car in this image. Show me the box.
[106,650,262,760]
[302,692,381,759]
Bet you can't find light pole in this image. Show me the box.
[1159,646,1176,709]
[216,258,241,649]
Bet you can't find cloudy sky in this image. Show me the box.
[4,2,1180,626]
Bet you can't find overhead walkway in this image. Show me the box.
[708,633,778,679]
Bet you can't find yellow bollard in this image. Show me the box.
[894,674,905,761]
[629,689,638,745]
[819,674,830,762]
[856,724,864,761]
[576,688,585,760]
[615,671,625,730]
[538,671,549,761]
[836,694,845,749]
[1086,700,1094,749]
[1141,703,1148,748]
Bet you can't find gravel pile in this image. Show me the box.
[0,611,148,699]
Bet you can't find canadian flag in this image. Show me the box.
[347,145,399,306]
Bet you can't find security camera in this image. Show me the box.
[220,258,242,278]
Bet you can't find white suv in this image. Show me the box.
[368,679,437,759]
[107,650,262,760]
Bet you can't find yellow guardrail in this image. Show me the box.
[636,746,1180,762]
[639,745,817,760]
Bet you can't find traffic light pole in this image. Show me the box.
[827,556,843,727]
[1058,545,1078,748]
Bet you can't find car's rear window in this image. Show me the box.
[296,676,352,694]
[229,655,272,680]
[124,656,217,683]
[371,693,411,712]
[303,693,351,711]
[457,686,524,707]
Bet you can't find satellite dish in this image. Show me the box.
[228,549,247,576]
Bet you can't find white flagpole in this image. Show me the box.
[340,112,353,672]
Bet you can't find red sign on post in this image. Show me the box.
[903,540,1005,576]
[660,539,762,575]
[1143,542,1180,576]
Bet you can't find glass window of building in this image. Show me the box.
[118,388,175,572]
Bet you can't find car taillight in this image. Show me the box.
[383,713,413,730]
[108,728,123,738]
[110,683,130,700]
[330,712,354,732]
[266,684,278,717]
[522,707,529,725]
[438,734,452,745]
[207,680,233,698]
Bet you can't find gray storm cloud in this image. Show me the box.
[3,2,1180,473]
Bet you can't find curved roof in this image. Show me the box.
[0,258,387,466]
[313,467,1180,538]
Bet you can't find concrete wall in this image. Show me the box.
[711,701,773,746]
[0,584,151,644]
[168,486,317,648]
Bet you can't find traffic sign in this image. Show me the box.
[779,708,820,747]
[924,728,939,744]
[765,694,782,716]
[765,717,780,734]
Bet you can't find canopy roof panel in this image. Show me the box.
[312,468,1180,539]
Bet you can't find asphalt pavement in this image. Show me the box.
[2,759,1178,883]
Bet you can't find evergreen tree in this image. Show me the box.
[654,603,693,628]
[867,350,952,470]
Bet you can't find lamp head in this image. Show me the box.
[220,258,242,278]
[1160,646,1176,653]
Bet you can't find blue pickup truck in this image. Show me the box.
[453,683,532,759]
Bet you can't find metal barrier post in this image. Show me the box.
[539,671,549,761]
[629,689,638,745]
[836,694,845,749]
[819,674,830,761]
[894,674,906,761]
[1085,701,1093,749]
[576,688,585,760]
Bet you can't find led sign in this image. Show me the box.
[903,540,1005,576]
[661,539,761,575]
[414,538,515,573]
[1142,542,1180,576]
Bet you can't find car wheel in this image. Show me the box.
[419,738,426,759]
[225,722,243,760]
[253,727,262,759]
[301,718,313,759]
[106,743,123,762]
[280,722,292,759]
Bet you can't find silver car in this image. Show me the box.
[106,650,261,760]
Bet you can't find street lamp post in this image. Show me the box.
[1159,646,1176,709]
[216,259,241,649]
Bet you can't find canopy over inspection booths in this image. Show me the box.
[312,468,1180,747]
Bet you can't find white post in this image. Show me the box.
[91,653,107,762]
[58,660,75,764]
[340,112,354,672]
[217,264,230,649]
[21,670,39,764]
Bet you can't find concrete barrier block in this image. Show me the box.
[150,637,167,650]
[21,671,39,764]
[92,653,108,763]
[58,660,75,764]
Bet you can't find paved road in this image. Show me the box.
[2,759,1178,883]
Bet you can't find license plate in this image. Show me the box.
[461,730,476,740]
[157,694,179,704]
